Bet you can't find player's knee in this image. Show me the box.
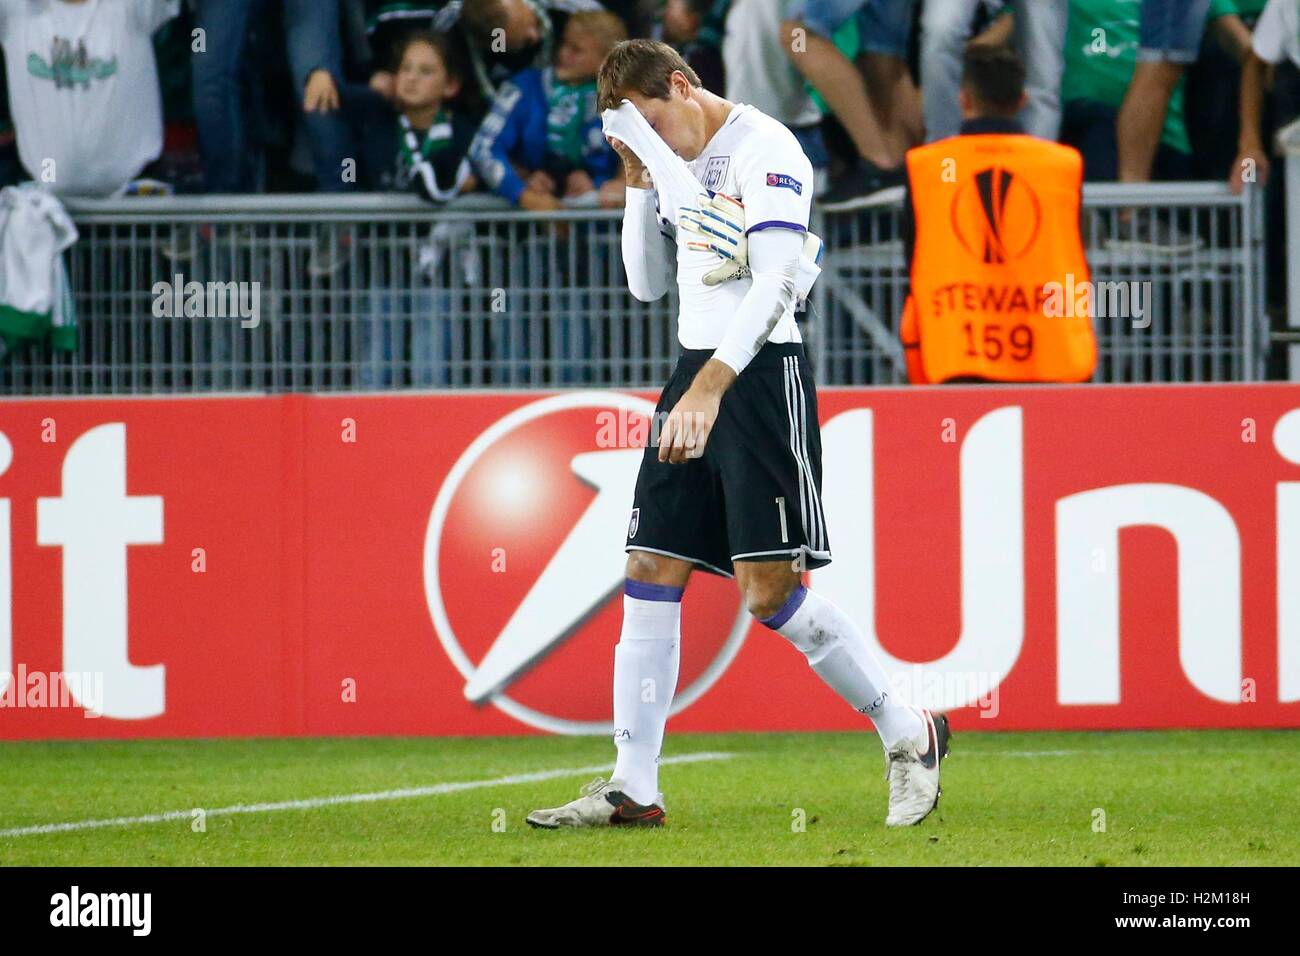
[625,551,659,582]
[742,577,799,622]
[625,550,690,588]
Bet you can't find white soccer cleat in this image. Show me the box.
[526,777,666,829]
[884,708,952,827]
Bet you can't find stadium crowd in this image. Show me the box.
[0,0,1296,216]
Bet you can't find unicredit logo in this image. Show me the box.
[423,392,749,734]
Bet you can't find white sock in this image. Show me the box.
[761,585,923,749]
[610,582,682,805]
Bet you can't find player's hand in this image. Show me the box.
[606,134,652,189]
[658,387,720,464]
[678,192,749,285]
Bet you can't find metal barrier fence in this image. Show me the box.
[0,182,1268,395]
[813,181,1268,385]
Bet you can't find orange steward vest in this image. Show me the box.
[900,134,1096,384]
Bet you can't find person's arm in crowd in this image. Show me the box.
[1232,51,1271,193]
[968,8,1014,48]
[468,73,558,208]
[1212,14,1256,62]
[286,0,344,112]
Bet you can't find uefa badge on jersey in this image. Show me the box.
[766,172,802,195]
[627,507,640,540]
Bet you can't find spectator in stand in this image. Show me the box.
[190,0,264,192]
[373,0,611,109]
[720,0,835,196]
[0,0,178,197]
[1114,1,1210,197]
[290,0,364,192]
[662,0,709,45]
[193,0,364,193]
[363,2,446,101]
[780,0,920,202]
[1232,0,1300,192]
[663,0,726,92]
[1060,0,1198,185]
[1185,1,1268,180]
[469,10,626,210]
[899,45,1097,385]
[338,30,482,199]
[921,1,1068,143]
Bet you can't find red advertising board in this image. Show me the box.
[1,384,1298,739]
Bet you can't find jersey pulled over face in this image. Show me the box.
[664,103,815,351]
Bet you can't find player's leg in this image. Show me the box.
[734,558,923,747]
[607,550,693,811]
[735,559,948,825]
[526,551,691,829]
[718,344,950,826]
[527,352,730,829]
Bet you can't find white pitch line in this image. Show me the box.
[0,751,735,839]
[977,750,1082,757]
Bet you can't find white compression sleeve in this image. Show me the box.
[622,187,675,302]
[711,228,804,375]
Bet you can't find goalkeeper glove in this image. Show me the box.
[679,191,826,301]
[678,191,749,286]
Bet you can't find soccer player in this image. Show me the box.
[526,39,949,830]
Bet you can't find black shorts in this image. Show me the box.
[624,342,832,578]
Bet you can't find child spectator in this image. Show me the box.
[0,0,179,197]
[379,30,481,200]
[469,10,626,210]
[301,29,482,200]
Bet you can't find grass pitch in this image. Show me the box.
[1,730,1296,866]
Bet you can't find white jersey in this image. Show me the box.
[667,103,815,351]
[0,0,177,198]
